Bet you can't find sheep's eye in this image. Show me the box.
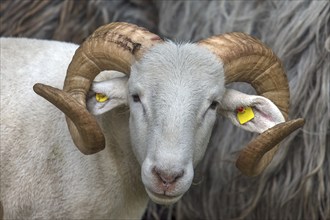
[209,101,219,110]
[132,94,141,103]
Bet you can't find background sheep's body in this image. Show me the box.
[0,38,148,219]
[0,0,329,219]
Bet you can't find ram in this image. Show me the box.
[0,22,303,219]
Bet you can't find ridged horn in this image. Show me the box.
[199,33,304,176]
[33,22,162,155]
[236,118,305,176]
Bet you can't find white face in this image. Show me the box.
[88,42,285,204]
[128,42,225,205]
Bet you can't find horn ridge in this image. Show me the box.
[199,33,304,175]
[33,83,105,155]
[199,33,290,120]
[199,33,289,120]
[34,22,162,154]
[236,118,305,176]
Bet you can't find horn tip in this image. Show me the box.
[33,83,58,95]
[236,164,260,177]
[33,83,44,94]
[289,118,305,129]
[79,145,105,155]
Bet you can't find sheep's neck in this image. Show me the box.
[97,107,148,217]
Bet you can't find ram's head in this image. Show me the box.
[34,22,304,205]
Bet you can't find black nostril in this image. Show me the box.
[175,171,184,180]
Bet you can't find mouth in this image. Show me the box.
[145,188,183,205]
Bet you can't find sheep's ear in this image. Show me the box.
[218,89,285,133]
[87,77,128,115]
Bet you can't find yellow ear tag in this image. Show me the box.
[95,93,109,103]
[237,106,255,124]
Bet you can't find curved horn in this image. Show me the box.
[33,22,162,154]
[236,118,305,176]
[199,33,304,176]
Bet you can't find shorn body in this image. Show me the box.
[0,38,147,219]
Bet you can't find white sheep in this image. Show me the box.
[0,22,304,219]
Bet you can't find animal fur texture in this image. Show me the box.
[0,0,329,219]
[0,38,150,219]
